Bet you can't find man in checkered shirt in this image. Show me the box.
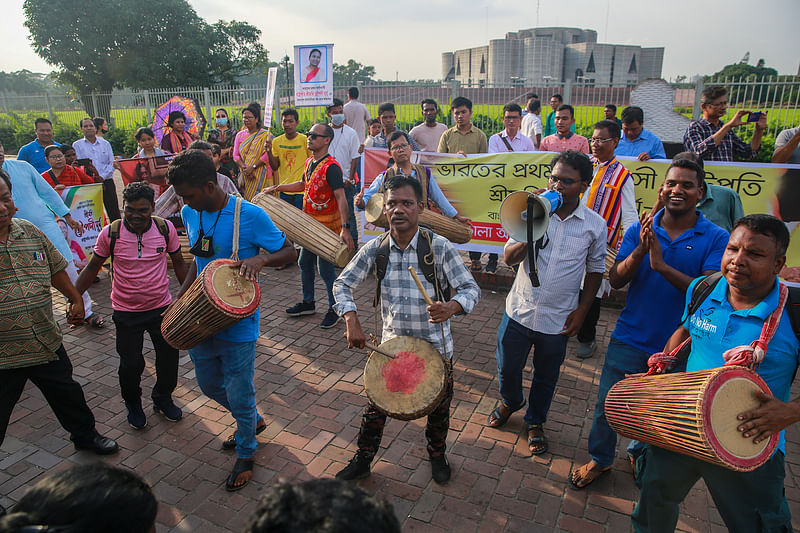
[683,85,767,162]
[332,175,480,485]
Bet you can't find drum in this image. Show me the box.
[161,259,260,350]
[605,366,779,471]
[365,193,473,244]
[252,192,354,267]
[363,336,448,421]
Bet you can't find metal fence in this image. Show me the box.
[1,76,798,139]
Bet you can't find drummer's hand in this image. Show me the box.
[344,312,365,348]
[262,185,279,194]
[230,256,264,281]
[427,300,461,323]
[737,391,800,444]
[340,229,355,251]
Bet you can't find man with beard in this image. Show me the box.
[410,99,448,152]
[569,158,730,489]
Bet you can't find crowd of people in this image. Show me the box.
[0,83,799,532]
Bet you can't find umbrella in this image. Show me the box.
[151,95,206,143]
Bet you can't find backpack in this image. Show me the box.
[373,227,450,307]
[107,216,171,274]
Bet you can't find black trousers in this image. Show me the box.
[102,179,121,222]
[112,306,178,403]
[469,251,498,264]
[0,345,96,446]
[577,294,603,343]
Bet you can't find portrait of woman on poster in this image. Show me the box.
[301,48,326,83]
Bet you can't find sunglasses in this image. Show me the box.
[307,133,330,140]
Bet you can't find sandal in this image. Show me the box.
[225,458,254,492]
[526,424,548,456]
[487,400,526,428]
[222,419,267,450]
[568,461,611,490]
[85,314,105,328]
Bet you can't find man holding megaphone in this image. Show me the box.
[488,151,607,456]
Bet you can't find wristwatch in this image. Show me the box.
[342,223,351,229]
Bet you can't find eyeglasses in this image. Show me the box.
[47,153,65,160]
[390,143,410,151]
[590,137,614,144]
[706,101,728,108]
[307,133,330,140]
[503,115,521,121]
[549,175,578,186]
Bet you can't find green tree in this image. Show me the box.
[23,0,267,119]
[704,61,794,105]
[333,60,376,86]
[0,70,48,93]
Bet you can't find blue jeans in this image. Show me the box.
[344,183,359,245]
[495,313,569,426]
[189,338,262,459]
[299,247,336,309]
[588,338,652,467]
[280,192,304,210]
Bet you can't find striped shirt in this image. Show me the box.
[333,229,480,358]
[0,219,68,369]
[584,156,639,249]
[683,118,758,162]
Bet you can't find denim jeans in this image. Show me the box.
[588,338,652,467]
[344,183,359,245]
[299,247,337,309]
[280,192,304,210]
[189,338,262,459]
[495,312,569,426]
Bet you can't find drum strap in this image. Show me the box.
[230,196,242,261]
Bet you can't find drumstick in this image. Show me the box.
[364,341,395,359]
[408,266,435,306]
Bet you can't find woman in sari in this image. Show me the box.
[233,102,274,201]
[160,111,194,153]
[207,108,237,177]
[302,48,324,83]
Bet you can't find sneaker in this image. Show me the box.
[335,455,371,480]
[430,455,451,484]
[153,398,183,422]
[485,259,498,273]
[125,400,147,429]
[286,301,315,316]
[320,309,342,329]
[576,341,596,359]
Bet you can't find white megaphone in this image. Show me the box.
[499,189,563,243]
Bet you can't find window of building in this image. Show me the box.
[480,56,486,74]
[628,55,637,74]
[456,59,461,76]
[586,52,596,73]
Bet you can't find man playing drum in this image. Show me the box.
[570,158,730,489]
[632,215,798,532]
[264,123,354,329]
[75,182,189,429]
[332,175,480,484]
[353,131,470,227]
[166,150,296,491]
[488,151,607,455]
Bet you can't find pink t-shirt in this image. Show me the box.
[539,133,590,154]
[95,219,180,312]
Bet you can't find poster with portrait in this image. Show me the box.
[293,43,333,107]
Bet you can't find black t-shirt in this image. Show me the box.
[306,155,343,190]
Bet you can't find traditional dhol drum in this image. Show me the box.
[605,366,779,471]
[363,336,448,421]
[161,259,261,350]
[365,193,472,244]
[252,192,353,268]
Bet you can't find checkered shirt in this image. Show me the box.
[683,118,758,162]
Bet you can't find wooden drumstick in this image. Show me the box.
[408,266,435,306]
[364,341,395,359]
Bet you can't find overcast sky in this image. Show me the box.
[4,0,799,81]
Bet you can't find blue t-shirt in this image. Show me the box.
[683,276,800,454]
[17,139,61,174]
[612,209,729,354]
[181,195,286,342]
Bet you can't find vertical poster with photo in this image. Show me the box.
[263,66,279,129]
[60,183,106,269]
[293,44,334,107]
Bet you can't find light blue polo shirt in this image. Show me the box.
[683,275,800,453]
[181,194,286,343]
[615,128,666,160]
[17,139,61,174]
[612,209,729,354]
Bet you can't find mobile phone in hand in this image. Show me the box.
[746,112,763,123]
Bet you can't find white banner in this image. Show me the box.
[293,44,334,107]
[263,66,279,129]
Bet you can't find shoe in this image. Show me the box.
[335,455,371,480]
[576,341,597,359]
[320,309,342,329]
[430,455,451,484]
[286,301,315,316]
[72,434,119,455]
[153,398,183,422]
[485,259,498,273]
[125,400,147,429]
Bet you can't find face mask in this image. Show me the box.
[331,114,345,126]
[216,118,228,126]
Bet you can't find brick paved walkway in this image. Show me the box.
[2,264,799,532]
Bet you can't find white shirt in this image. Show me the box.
[505,202,606,334]
[343,100,371,141]
[521,113,543,149]
[328,124,361,181]
[488,130,535,153]
[73,136,115,180]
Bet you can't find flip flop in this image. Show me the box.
[225,458,254,492]
[487,400,526,428]
[85,314,105,329]
[222,420,267,450]
[527,424,548,456]
[568,461,611,490]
